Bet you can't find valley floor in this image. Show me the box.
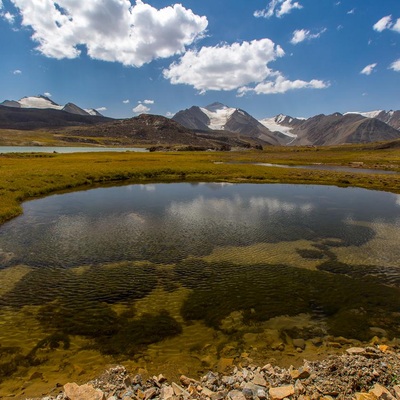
[0,144,400,225]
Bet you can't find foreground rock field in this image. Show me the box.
[27,345,400,400]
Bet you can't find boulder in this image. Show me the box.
[369,383,395,400]
[64,382,105,400]
[269,385,295,400]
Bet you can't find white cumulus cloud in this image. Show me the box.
[13,69,22,74]
[373,15,393,32]
[44,92,52,97]
[360,63,377,75]
[165,112,174,118]
[164,38,327,96]
[96,107,107,112]
[122,99,130,104]
[254,0,302,19]
[389,59,400,72]
[9,0,208,67]
[164,38,285,93]
[373,15,400,33]
[143,99,154,104]
[290,28,326,45]
[2,11,15,23]
[238,75,329,95]
[133,103,150,114]
[393,18,400,33]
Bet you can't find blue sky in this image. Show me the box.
[0,0,399,119]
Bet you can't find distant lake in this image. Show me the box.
[0,146,148,153]
[0,183,400,396]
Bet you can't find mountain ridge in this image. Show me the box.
[173,103,400,146]
[0,95,104,117]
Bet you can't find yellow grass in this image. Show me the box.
[0,145,399,224]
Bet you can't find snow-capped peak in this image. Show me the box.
[275,114,287,124]
[200,103,237,130]
[18,95,63,110]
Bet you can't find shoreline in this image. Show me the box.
[0,149,399,225]
[24,345,400,400]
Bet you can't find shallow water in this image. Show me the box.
[0,146,147,153]
[0,183,400,398]
[219,161,399,175]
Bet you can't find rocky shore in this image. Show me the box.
[27,345,400,400]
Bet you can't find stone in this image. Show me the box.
[123,376,132,388]
[269,385,295,400]
[294,380,305,395]
[370,384,395,400]
[252,372,267,387]
[228,389,246,400]
[379,345,389,353]
[310,337,323,346]
[327,342,341,348]
[64,382,105,400]
[293,339,306,350]
[346,347,366,355]
[261,364,275,375]
[144,388,157,400]
[30,371,44,380]
[242,388,253,399]
[211,392,226,400]
[290,367,310,380]
[172,382,190,397]
[180,375,192,386]
[257,388,267,399]
[160,386,174,400]
[393,385,400,399]
[355,393,378,400]
[202,387,215,397]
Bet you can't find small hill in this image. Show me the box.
[61,114,259,149]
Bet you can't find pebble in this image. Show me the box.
[25,346,400,400]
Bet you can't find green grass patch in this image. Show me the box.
[0,146,399,225]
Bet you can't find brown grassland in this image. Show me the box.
[0,142,400,224]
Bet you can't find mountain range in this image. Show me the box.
[1,96,400,147]
[172,103,400,146]
[0,95,103,117]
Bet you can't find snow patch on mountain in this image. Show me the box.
[345,110,383,119]
[200,105,236,130]
[18,96,63,110]
[85,108,102,116]
[259,116,297,138]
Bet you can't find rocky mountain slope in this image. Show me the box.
[346,110,400,131]
[291,112,400,145]
[174,103,400,146]
[61,114,260,149]
[173,103,286,146]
